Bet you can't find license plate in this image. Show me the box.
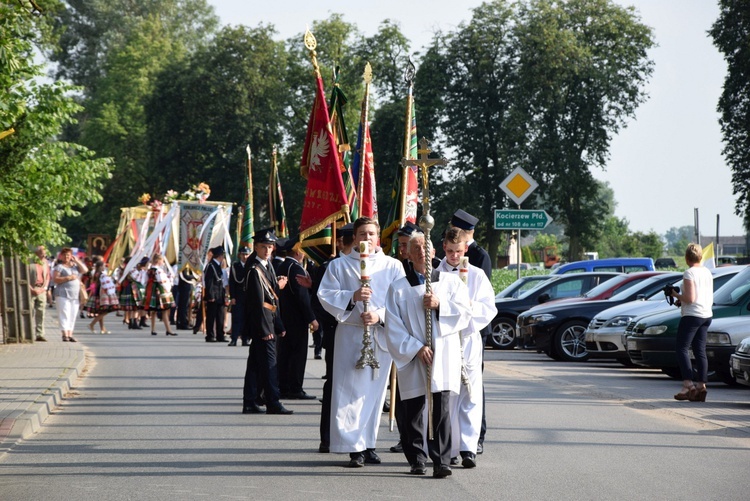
[627,340,636,350]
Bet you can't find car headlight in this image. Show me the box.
[737,338,750,354]
[528,313,556,324]
[706,332,731,345]
[643,325,668,335]
[604,316,633,328]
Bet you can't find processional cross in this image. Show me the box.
[400,138,447,440]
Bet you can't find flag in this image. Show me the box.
[269,146,288,238]
[380,91,419,255]
[328,67,359,220]
[240,146,254,250]
[701,241,715,269]
[351,62,377,220]
[298,69,350,264]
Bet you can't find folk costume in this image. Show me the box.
[143,265,175,311]
[384,264,472,475]
[436,258,497,463]
[118,268,144,311]
[318,245,405,457]
[83,269,120,314]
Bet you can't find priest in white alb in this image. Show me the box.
[384,231,471,478]
[318,217,405,468]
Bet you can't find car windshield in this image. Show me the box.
[609,275,674,302]
[517,276,562,299]
[581,275,630,298]
[496,276,549,299]
[713,267,750,306]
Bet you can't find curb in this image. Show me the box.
[0,328,87,457]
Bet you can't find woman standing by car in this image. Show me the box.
[53,248,89,342]
[668,243,713,402]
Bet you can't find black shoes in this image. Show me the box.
[227,340,237,346]
[318,442,330,453]
[282,391,316,400]
[390,441,403,453]
[363,449,381,464]
[450,457,460,466]
[166,331,177,336]
[151,332,157,336]
[241,340,250,346]
[410,462,427,475]
[266,404,293,415]
[347,452,365,468]
[205,337,216,343]
[433,465,452,478]
[461,452,477,468]
[242,403,264,414]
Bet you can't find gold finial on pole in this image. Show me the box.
[304,28,321,76]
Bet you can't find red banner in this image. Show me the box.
[299,74,349,238]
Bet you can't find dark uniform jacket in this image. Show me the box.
[203,259,225,302]
[244,256,283,339]
[277,257,316,333]
[228,260,247,304]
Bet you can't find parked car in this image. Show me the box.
[704,317,750,385]
[495,275,553,299]
[517,272,680,362]
[552,257,655,275]
[729,336,750,387]
[586,266,744,364]
[626,266,750,378]
[487,272,622,349]
[655,257,677,269]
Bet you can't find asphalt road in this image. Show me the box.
[0,316,748,500]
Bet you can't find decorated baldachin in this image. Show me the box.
[106,184,233,280]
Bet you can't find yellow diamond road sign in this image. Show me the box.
[500,167,537,206]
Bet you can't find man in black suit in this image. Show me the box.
[227,246,251,346]
[277,236,318,400]
[450,209,493,454]
[241,228,293,415]
[203,246,227,343]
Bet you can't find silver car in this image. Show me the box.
[585,266,744,364]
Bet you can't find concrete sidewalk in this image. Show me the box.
[0,311,86,457]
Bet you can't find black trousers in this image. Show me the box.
[176,280,192,328]
[243,336,280,408]
[205,300,225,340]
[402,390,451,468]
[319,328,336,445]
[277,325,309,394]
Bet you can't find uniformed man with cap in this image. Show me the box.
[203,245,227,343]
[227,246,251,346]
[241,228,293,415]
[449,209,492,455]
[276,235,319,399]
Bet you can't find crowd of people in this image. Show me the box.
[29,208,498,479]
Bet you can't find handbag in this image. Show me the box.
[79,281,89,303]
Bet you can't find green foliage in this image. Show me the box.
[491,268,550,295]
[0,1,111,255]
[710,2,750,231]
[664,225,693,255]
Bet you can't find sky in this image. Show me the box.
[209,0,746,238]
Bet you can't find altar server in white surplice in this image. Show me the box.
[318,217,405,468]
[385,231,472,478]
[437,227,497,468]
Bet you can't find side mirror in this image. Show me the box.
[538,293,551,304]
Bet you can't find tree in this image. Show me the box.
[664,226,693,255]
[50,0,219,241]
[146,24,290,225]
[709,1,750,231]
[516,0,655,260]
[0,1,111,255]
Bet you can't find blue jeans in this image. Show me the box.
[676,316,711,382]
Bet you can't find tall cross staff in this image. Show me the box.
[400,137,447,440]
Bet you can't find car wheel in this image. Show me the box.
[488,317,516,349]
[553,321,590,362]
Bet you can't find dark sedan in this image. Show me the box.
[517,272,681,362]
[488,272,622,349]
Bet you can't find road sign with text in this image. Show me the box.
[494,209,552,230]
